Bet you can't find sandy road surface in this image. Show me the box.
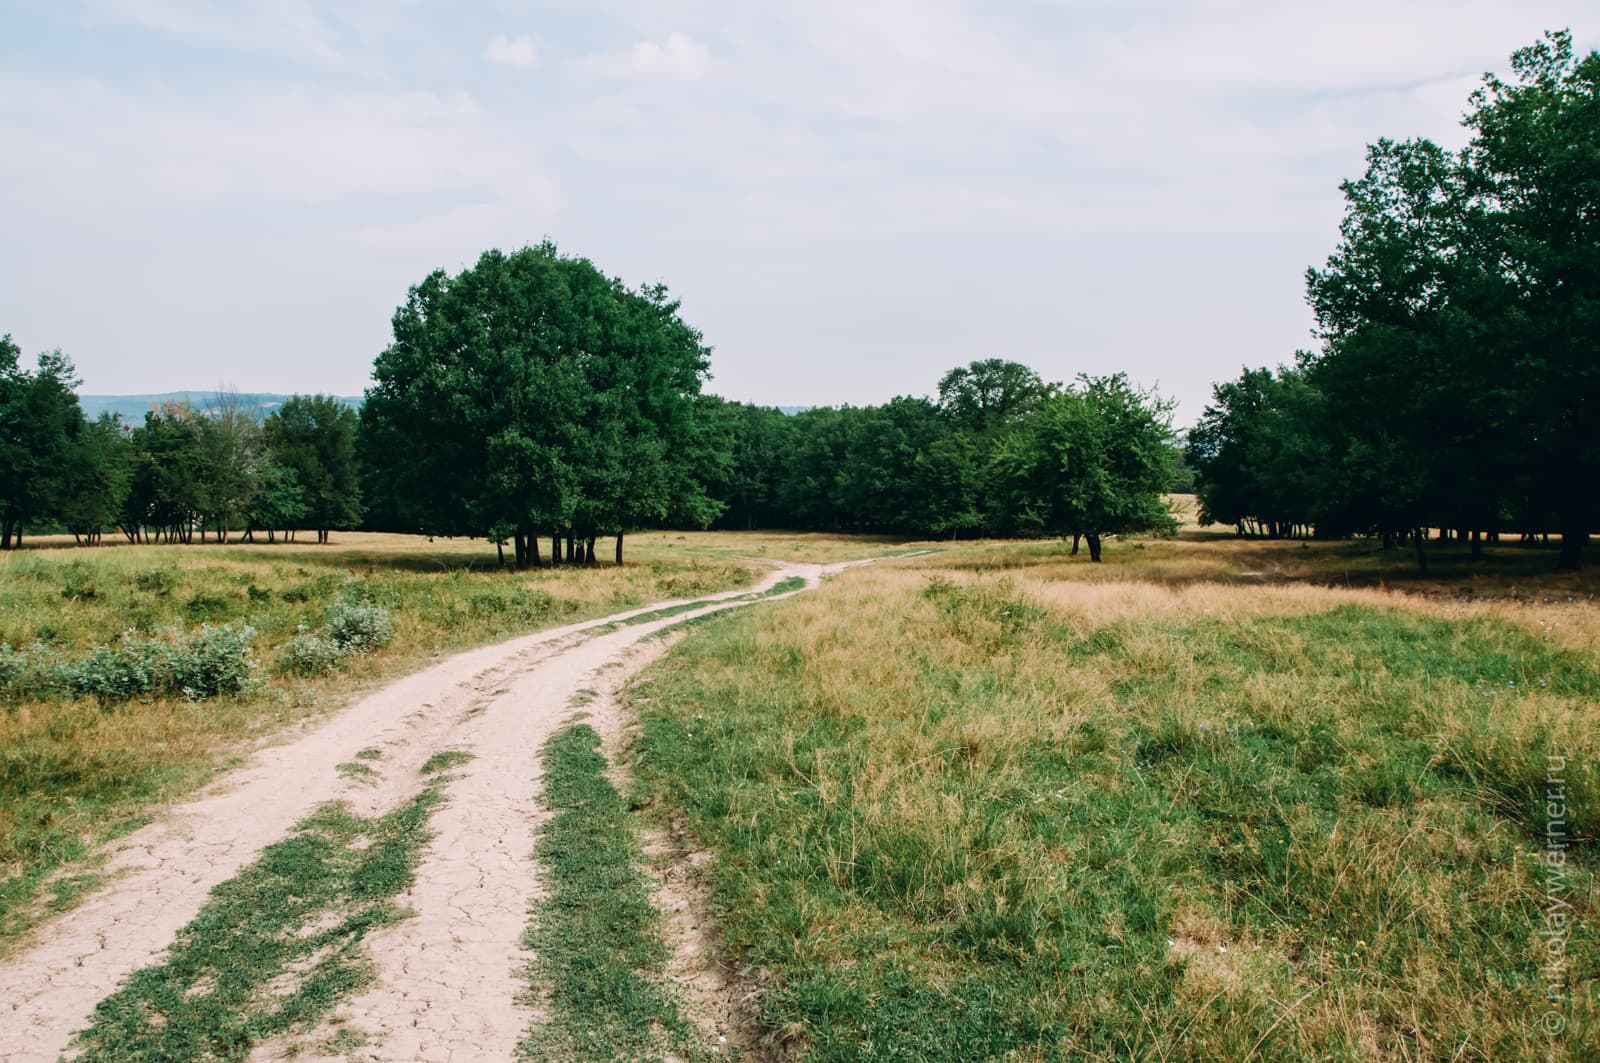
[0,560,837,1063]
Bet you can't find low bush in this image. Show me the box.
[274,598,396,678]
[276,631,344,677]
[324,600,394,654]
[0,624,259,704]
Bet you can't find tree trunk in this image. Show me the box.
[567,533,576,562]
[1071,533,1080,556]
[1413,528,1429,575]
[1470,529,1483,560]
[497,541,505,567]
[530,533,542,568]
[616,532,624,565]
[552,534,562,565]
[1556,519,1587,571]
[1086,532,1102,562]
[585,537,597,564]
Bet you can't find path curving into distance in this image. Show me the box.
[0,560,854,1063]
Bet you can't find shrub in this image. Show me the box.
[184,592,233,622]
[61,636,172,701]
[0,642,59,700]
[13,624,263,704]
[277,631,344,677]
[59,562,99,601]
[133,568,177,596]
[274,599,396,679]
[169,623,258,699]
[325,601,394,654]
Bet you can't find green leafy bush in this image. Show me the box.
[0,624,258,703]
[277,631,344,677]
[274,599,395,678]
[325,601,394,653]
[167,623,258,699]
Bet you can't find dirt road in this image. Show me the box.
[0,560,840,1063]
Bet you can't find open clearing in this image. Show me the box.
[0,548,857,1062]
[629,533,1599,1060]
[0,528,1595,1061]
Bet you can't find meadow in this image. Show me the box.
[0,531,771,951]
[628,530,1600,1060]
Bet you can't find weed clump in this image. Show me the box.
[325,600,394,654]
[0,623,259,703]
[276,632,345,677]
[276,596,395,677]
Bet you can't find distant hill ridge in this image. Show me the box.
[77,392,363,424]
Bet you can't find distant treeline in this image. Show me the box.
[0,330,1177,564]
[1188,31,1596,571]
[354,244,1179,565]
[694,363,1176,557]
[0,342,358,549]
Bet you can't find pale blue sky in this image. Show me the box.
[1,1,1594,420]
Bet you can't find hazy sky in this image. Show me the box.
[1,1,1594,421]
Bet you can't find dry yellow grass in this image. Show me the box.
[631,533,1600,1060]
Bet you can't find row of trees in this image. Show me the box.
[1188,31,1597,570]
[3,321,1180,563]
[354,244,1180,564]
[0,334,359,548]
[698,360,1178,557]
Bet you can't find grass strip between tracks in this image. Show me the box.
[522,723,705,1061]
[68,788,439,1061]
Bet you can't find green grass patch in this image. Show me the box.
[69,789,439,1061]
[335,761,375,782]
[419,750,474,775]
[630,571,1600,1061]
[522,724,700,1061]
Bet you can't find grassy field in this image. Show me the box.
[633,529,938,566]
[0,531,772,951]
[629,534,1600,1060]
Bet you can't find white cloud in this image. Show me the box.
[583,32,711,80]
[486,33,538,67]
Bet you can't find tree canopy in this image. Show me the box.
[1190,30,1598,570]
[359,243,716,566]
